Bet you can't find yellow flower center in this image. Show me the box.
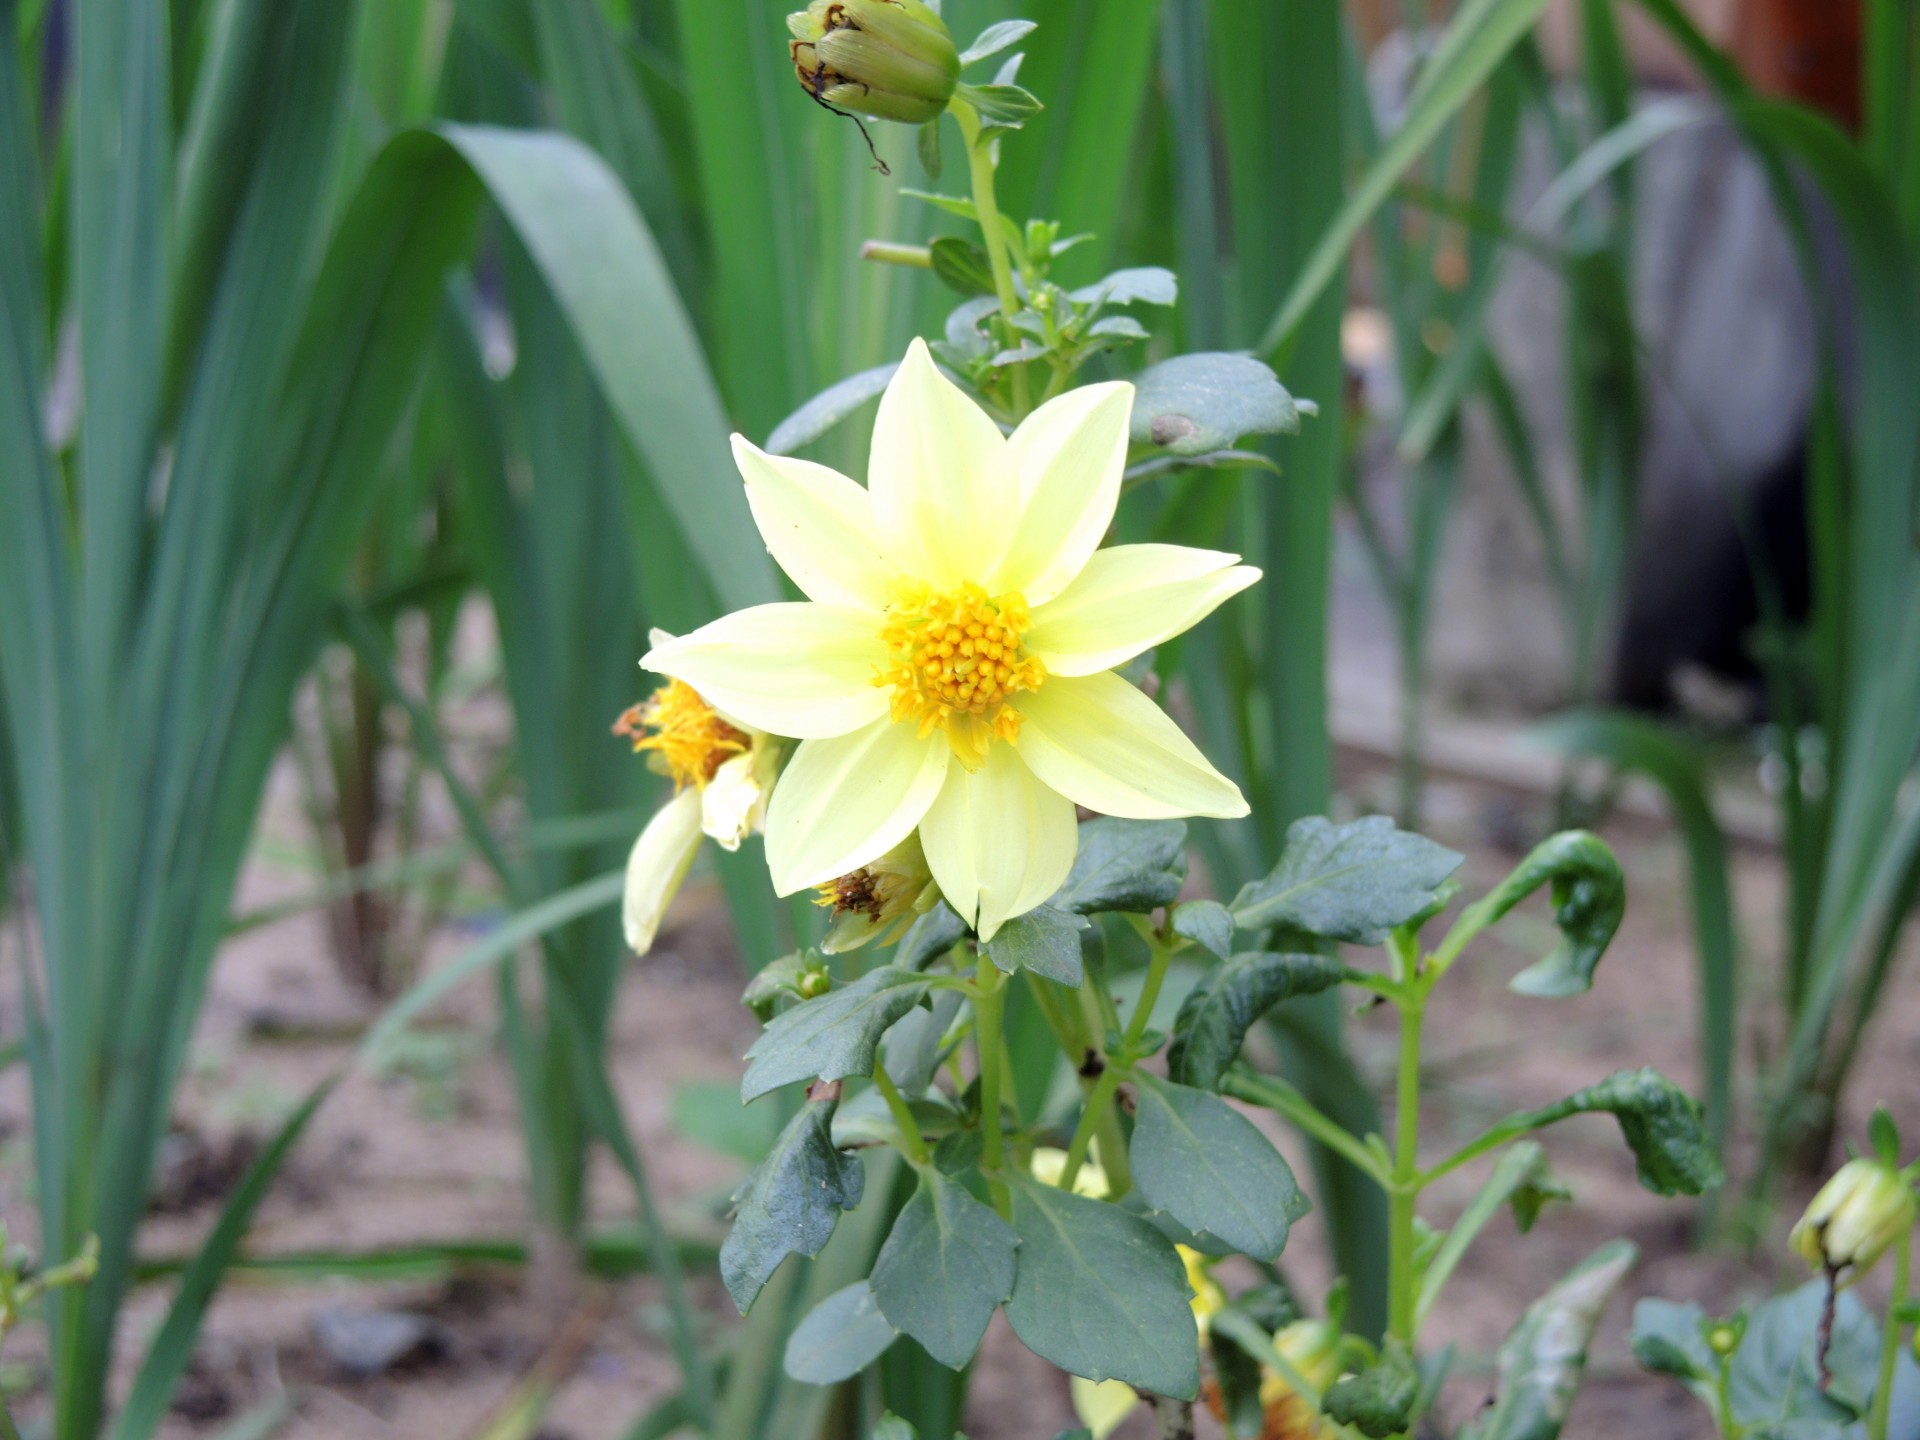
[613,680,748,790]
[875,580,1045,767]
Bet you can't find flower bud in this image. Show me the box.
[1789,1157,1916,1277]
[814,833,940,953]
[788,0,958,125]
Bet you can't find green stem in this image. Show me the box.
[973,954,1012,1217]
[1713,1353,1737,1439]
[953,100,1030,417]
[1869,1227,1911,1440]
[860,239,933,267]
[1060,1063,1126,1196]
[1222,1067,1392,1186]
[1125,935,1175,1050]
[871,1065,929,1166]
[1387,994,1427,1344]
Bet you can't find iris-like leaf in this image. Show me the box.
[1129,352,1315,456]
[719,1089,865,1313]
[1230,816,1463,944]
[783,1280,898,1383]
[1459,1241,1639,1440]
[986,904,1088,987]
[1165,951,1347,1090]
[741,967,931,1101]
[870,1167,1017,1368]
[1054,817,1188,914]
[1130,1072,1302,1260]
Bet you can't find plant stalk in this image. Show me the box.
[973,955,1012,1216]
[1387,993,1427,1343]
[953,100,1030,416]
[1868,1227,1912,1440]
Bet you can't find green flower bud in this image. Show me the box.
[1708,1326,1737,1357]
[788,0,958,125]
[1788,1157,1917,1278]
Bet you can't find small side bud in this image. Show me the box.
[1789,1157,1917,1279]
[788,0,959,125]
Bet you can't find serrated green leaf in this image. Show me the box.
[766,363,898,456]
[955,81,1042,126]
[1488,1069,1722,1197]
[1230,816,1464,944]
[870,1167,1017,1369]
[1460,1241,1638,1440]
[1446,831,1626,997]
[1324,1338,1420,1437]
[1129,352,1314,456]
[1130,1072,1301,1260]
[783,1280,898,1383]
[1071,266,1178,309]
[741,967,931,1101]
[1004,1175,1200,1399]
[1055,818,1188,915]
[985,904,1087,986]
[719,1090,864,1312]
[1170,899,1233,959]
[1164,952,1347,1090]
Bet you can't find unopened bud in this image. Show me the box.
[788,0,958,125]
[1708,1326,1737,1356]
[1789,1157,1916,1278]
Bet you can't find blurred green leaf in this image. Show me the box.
[783,1280,899,1384]
[956,81,1042,126]
[986,905,1087,987]
[1129,352,1311,456]
[1324,1338,1420,1437]
[959,20,1036,68]
[767,363,899,455]
[1169,899,1233,959]
[930,235,998,296]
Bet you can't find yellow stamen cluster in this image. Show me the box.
[875,580,1045,761]
[612,680,748,791]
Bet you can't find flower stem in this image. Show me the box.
[1060,1063,1125,1197]
[973,953,1012,1217]
[1126,933,1175,1051]
[1869,1227,1911,1440]
[953,101,1030,417]
[1387,992,1427,1345]
[871,1064,929,1166]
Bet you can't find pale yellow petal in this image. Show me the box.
[644,603,886,739]
[731,435,897,609]
[764,718,950,893]
[701,750,767,850]
[1070,1377,1139,1440]
[868,337,1012,587]
[1026,544,1260,676]
[918,743,1076,941]
[1016,671,1247,819]
[623,789,703,954]
[990,381,1132,604]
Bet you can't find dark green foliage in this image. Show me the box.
[1003,1176,1200,1400]
[783,1281,898,1384]
[1454,831,1626,997]
[1324,1339,1420,1437]
[1169,898,1234,959]
[1130,1072,1303,1261]
[870,1168,1018,1369]
[1496,1069,1722,1196]
[986,905,1088,987]
[741,968,932,1102]
[720,1091,865,1312]
[1055,818,1188,915]
[1165,952,1347,1090]
[1231,817,1463,943]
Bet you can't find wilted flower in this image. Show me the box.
[615,648,779,953]
[814,832,941,952]
[644,340,1256,940]
[788,0,959,124]
[1789,1156,1916,1280]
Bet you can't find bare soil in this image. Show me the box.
[3,745,1918,1440]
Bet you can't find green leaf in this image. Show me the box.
[881,989,964,1094]
[955,81,1043,127]
[1054,818,1188,915]
[1004,1175,1200,1399]
[741,967,932,1102]
[1129,1072,1302,1261]
[1489,1068,1722,1197]
[1720,1281,1884,1427]
[930,235,998,297]
[783,1280,898,1384]
[896,902,967,970]
[671,1081,787,1167]
[1439,831,1626,997]
[1324,1338,1420,1438]
[917,120,942,180]
[1164,951,1348,1090]
[959,19,1036,66]
[1071,266,1178,309]
[1170,899,1233,959]
[873,1417,919,1440]
[1629,1298,1717,1395]
[1230,816,1464,944]
[870,1167,1018,1369]
[985,905,1088,986]
[1460,1241,1639,1440]
[1121,449,1284,489]
[766,363,898,456]
[719,1089,865,1313]
[741,952,814,1022]
[1129,352,1313,456]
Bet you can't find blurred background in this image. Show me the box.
[0,0,1916,1436]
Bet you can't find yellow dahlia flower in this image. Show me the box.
[643,339,1256,940]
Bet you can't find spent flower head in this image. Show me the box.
[1789,1155,1916,1280]
[644,340,1256,939]
[787,0,958,124]
[814,832,940,953]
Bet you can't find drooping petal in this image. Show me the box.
[1015,670,1247,819]
[644,603,887,739]
[701,745,770,850]
[764,718,951,894]
[868,336,1013,587]
[919,742,1077,941]
[623,788,704,954]
[731,435,898,609]
[990,381,1133,604]
[1026,544,1260,676]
